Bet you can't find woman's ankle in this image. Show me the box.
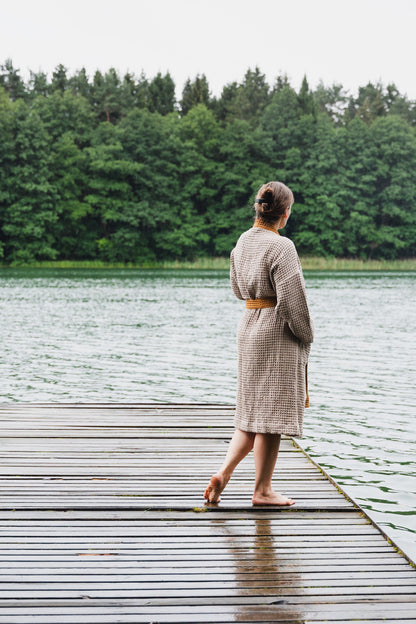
[253,484,273,497]
[218,467,233,483]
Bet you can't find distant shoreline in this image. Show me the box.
[1,257,416,271]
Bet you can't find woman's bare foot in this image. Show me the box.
[204,472,229,503]
[252,490,295,506]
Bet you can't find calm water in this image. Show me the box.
[1,268,415,562]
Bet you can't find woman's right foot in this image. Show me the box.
[252,490,295,506]
[204,472,228,503]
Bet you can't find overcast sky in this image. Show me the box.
[2,0,416,100]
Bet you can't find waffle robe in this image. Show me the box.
[231,226,314,437]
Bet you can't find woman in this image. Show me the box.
[204,181,314,506]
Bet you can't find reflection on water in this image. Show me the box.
[0,268,415,562]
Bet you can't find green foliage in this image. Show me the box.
[91,68,122,123]
[369,116,416,258]
[68,67,90,99]
[32,90,95,143]
[180,74,211,116]
[0,88,14,258]
[147,72,176,115]
[298,76,316,116]
[51,64,68,93]
[313,81,348,125]
[216,67,271,126]
[0,59,26,101]
[0,61,415,263]
[29,71,49,98]
[2,100,58,263]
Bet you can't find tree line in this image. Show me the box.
[0,59,415,264]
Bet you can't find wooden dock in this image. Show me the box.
[0,403,415,623]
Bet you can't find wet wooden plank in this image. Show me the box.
[0,553,404,565]
[0,525,377,536]
[1,604,416,623]
[1,588,416,601]
[3,568,415,579]
[0,562,412,573]
[0,512,365,522]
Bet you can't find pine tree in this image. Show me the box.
[68,68,90,98]
[180,74,211,115]
[298,75,316,116]
[0,59,26,101]
[147,72,176,115]
[29,71,50,98]
[51,64,69,93]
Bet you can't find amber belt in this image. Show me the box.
[245,298,277,309]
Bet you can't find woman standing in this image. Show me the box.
[204,181,314,506]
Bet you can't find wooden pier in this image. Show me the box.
[0,403,415,623]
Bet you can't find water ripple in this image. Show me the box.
[0,268,415,561]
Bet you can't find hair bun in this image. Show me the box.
[258,187,274,213]
[259,203,272,214]
[262,187,274,200]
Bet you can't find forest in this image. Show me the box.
[0,59,416,264]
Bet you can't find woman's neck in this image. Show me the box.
[253,218,280,234]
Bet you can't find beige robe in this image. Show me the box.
[230,225,314,437]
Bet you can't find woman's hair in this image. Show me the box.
[254,181,294,223]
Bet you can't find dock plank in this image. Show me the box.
[0,402,414,623]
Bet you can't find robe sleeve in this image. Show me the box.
[230,248,244,300]
[271,239,314,345]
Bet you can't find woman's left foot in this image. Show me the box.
[204,473,228,503]
[252,491,295,506]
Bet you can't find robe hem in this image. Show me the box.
[233,419,302,438]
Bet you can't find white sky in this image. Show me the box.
[2,0,416,100]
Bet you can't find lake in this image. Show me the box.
[0,267,415,562]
